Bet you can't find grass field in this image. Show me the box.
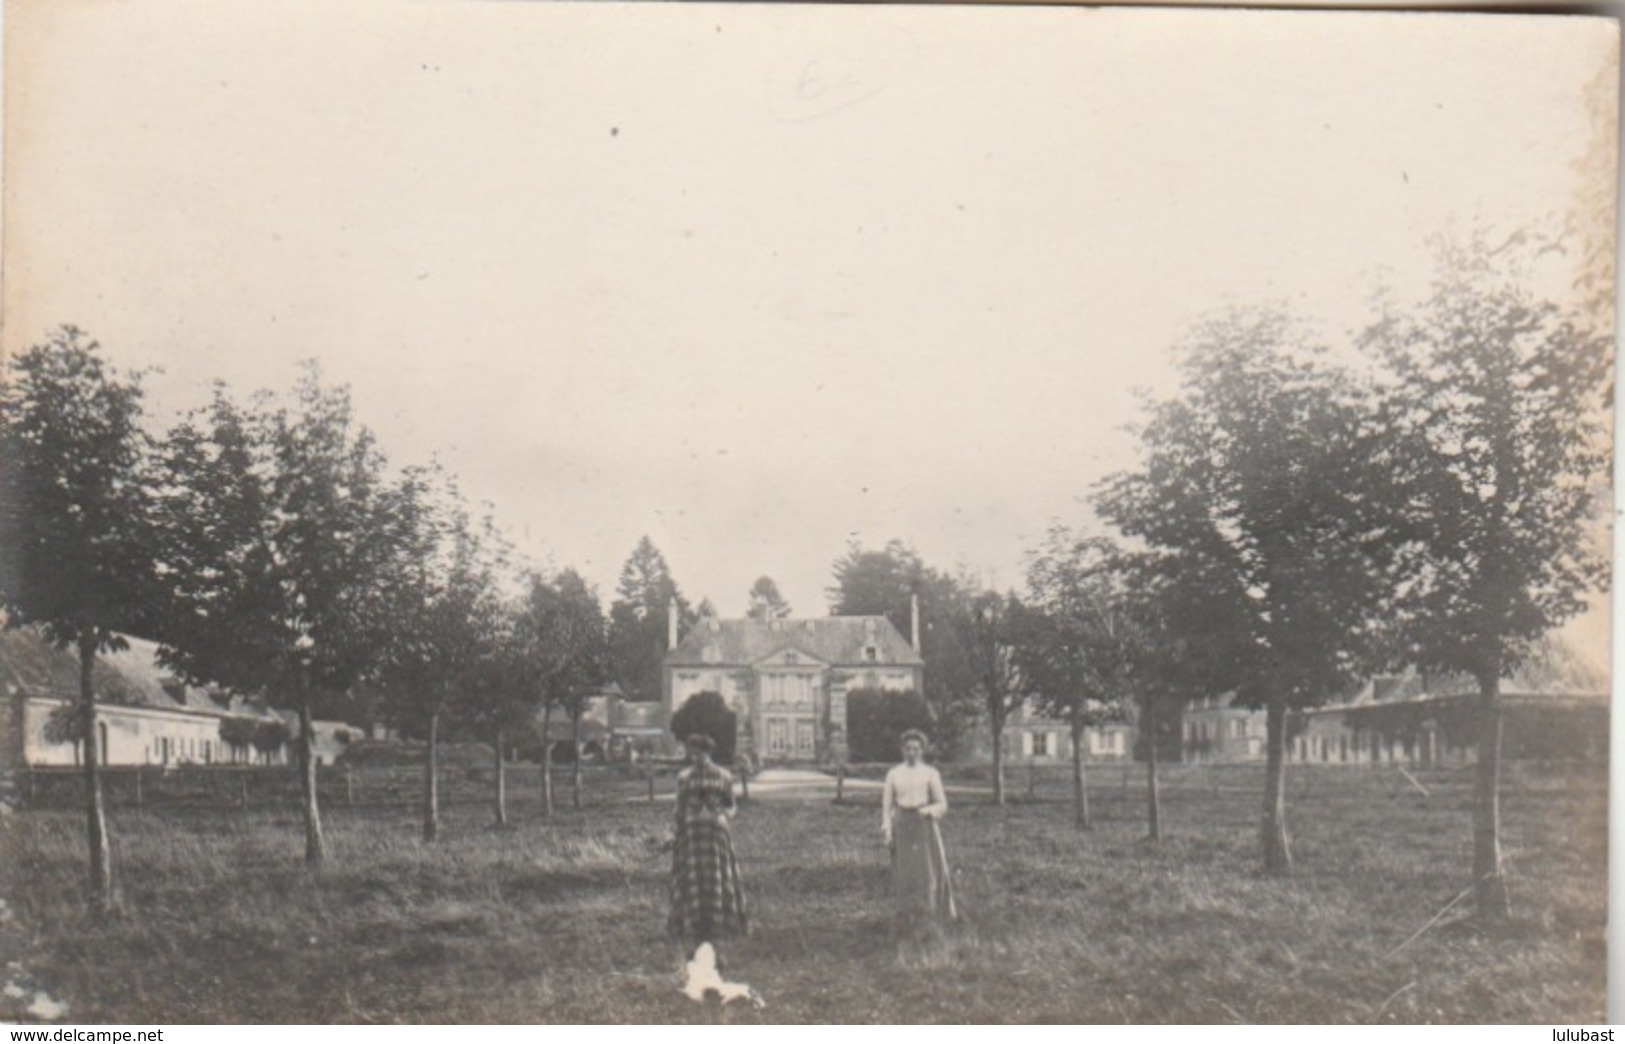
[0,759,1606,1024]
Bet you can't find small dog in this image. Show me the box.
[681,943,763,1008]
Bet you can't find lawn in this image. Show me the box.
[0,759,1606,1024]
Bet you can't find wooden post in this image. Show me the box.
[134,767,143,808]
[1027,761,1037,798]
[345,766,354,806]
[647,767,656,803]
[836,764,845,803]
[239,769,249,810]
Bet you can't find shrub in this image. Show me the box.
[670,691,737,765]
[845,688,931,763]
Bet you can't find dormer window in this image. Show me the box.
[784,651,798,665]
[864,645,878,662]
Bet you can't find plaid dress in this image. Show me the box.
[667,761,749,942]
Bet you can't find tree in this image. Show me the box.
[554,570,608,812]
[1096,306,1402,874]
[670,691,738,765]
[461,600,538,827]
[606,537,693,704]
[153,368,404,869]
[518,568,608,816]
[827,540,979,756]
[1017,533,1143,830]
[746,576,791,621]
[961,590,1028,806]
[376,476,508,843]
[1363,230,1612,918]
[0,327,157,910]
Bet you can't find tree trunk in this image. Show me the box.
[991,711,1006,806]
[541,704,555,817]
[1146,694,1162,841]
[1473,672,1510,919]
[571,712,583,811]
[422,708,440,843]
[1261,699,1291,875]
[493,728,508,827]
[1070,715,1090,830]
[298,701,326,870]
[77,636,112,911]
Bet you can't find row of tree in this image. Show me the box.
[0,341,712,907]
[891,230,1607,923]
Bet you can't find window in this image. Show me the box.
[1231,720,1245,739]
[863,645,878,662]
[766,717,790,754]
[1032,732,1049,757]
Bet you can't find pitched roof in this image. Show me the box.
[0,627,280,721]
[665,616,923,669]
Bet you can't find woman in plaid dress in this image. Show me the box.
[668,734,749,947]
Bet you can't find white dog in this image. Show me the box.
[681,943,763,1007]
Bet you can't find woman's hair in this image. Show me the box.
[684,733,716,754]
[899,729,929,750]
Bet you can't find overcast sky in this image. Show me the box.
[4,2,1615,654]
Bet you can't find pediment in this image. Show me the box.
[753,646,828,670]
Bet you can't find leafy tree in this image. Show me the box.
[607,536,693,704]
[746,576,791,621]
[844,688,931,763]
[518,568,608,816]
[670,690,737,765]
[554,569,608,811]
[1096,306,1402,873]
[1017,533,1142,830]
[0,327,157,910]
[961,590,1028,805]
[153,368,405,868]
[376,476,508,843]
[826,540,979,756]
[460,599,538,827]
[1363,230,1612,918]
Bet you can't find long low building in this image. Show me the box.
[0,628,350,769]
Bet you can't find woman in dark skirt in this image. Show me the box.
[668,734,749,950]
[881,729,957,924]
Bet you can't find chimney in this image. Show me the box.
[668,598,679,650]
[910,594,920,649]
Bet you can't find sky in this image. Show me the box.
[3,2,1616,656]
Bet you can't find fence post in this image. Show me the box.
[134,767,143,808]
[239,769,249,810]
[836,764,845,804]
[345,767,354,806]
[1027,761,1037,798]
[647,767,656,803]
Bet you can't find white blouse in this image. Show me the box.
[882,763,948,832]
